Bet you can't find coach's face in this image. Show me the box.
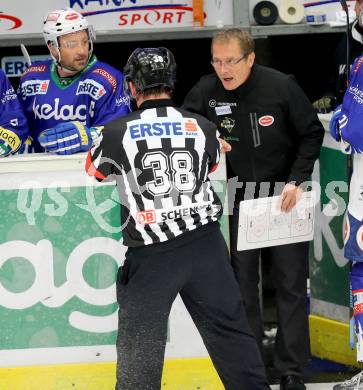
[211,38,255,91]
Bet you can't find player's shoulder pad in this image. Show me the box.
[0,69,11,92]
[90,61,123,93]
[21,60,52,78]
[0,69,7,83]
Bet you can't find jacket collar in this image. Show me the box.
[139,98,176,109]
[232,63,259,98]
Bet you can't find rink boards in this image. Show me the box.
[0,126,359,389]
[0,153,228,389]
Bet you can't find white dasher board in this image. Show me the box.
[237,192,315,251]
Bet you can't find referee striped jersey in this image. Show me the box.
[86,98,222,247]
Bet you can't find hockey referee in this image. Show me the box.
[86,47,270,390]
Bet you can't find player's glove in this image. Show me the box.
[16,136,34,155]
[0,140,12,157]
[38,121,103,155]
[340,121,363,154]
[312,95,337,114]
[329,105,347,142]
[0,126,23,157]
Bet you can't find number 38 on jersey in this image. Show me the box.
[139,150,196,196]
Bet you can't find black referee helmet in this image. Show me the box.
[123,47,177,95]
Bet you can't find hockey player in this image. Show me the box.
[330,56,363,389]
[0,69,29,157]
[86,47,270,390]
[18,7,130,155]
[313,0,363,113]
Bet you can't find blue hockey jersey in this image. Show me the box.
[339,56,363,221]
[18,56,130,152]
[0,69,29,154]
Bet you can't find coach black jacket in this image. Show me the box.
[183,64,324,186]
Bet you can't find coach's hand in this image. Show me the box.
[219,138,231,153]
[279,183,303,213]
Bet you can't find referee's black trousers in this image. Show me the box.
[229,208,310,377]
[115,222,270,390]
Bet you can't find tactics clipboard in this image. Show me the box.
[237,192,315,251]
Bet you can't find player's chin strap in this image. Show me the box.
[49,48,76,75]
[54,43,94,75]
[56,61,78,75]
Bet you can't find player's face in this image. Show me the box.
[58,30,90,72]
[211,38,255,91]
